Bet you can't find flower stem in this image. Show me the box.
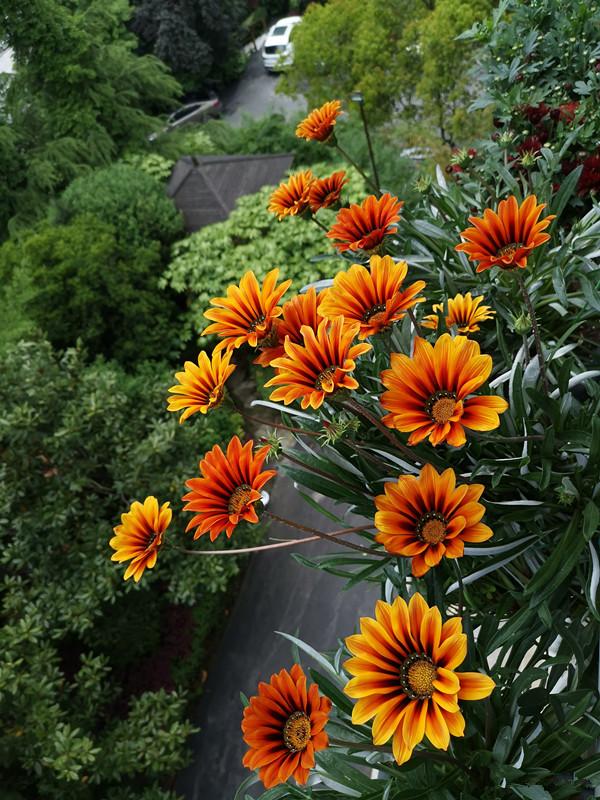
[177,524,374,556]
[311,215,329,232]
[516,272,549,394]
[341,399,417,463]
[407,308,422,338]
[264,510,385,558]
[356,102,381,194]
[334,142,379,193]
[272,446,365,495]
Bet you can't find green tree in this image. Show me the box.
[0,214,182,366]
[0,0,180,233]
[0,339,257,798]
[280,0,490,141]
[417,0,492,145]
[280,0,429,124]
[130,0,246,94]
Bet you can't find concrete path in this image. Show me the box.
[175,477,378,799]
[221,48,305,126]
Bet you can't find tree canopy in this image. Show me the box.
[130,0,247,94]
[0,0,180,234]
[280,0,491,141]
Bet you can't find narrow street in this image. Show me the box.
[175,477,378,799]
[221,43,305,125]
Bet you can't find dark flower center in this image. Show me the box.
[425,390,457,424]
[228,484,253,514]
[416,511,447,544]
[283,711,311,752]
[400,653,438,699]
[315,365,338,390]
[146,531,160,549]
[496,242,522,259]
[248,314,266,332]
[362,302,387,322]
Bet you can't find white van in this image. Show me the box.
[261,16,301,72]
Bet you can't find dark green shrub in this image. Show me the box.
[0,215,182,366]
[0,339,260,799]
[55,164,183,251]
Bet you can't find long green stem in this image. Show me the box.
[311,215,329,232]
[264,510,385,558]
[177,524,374,556]
[516,272,549,394]
[334,142,379,193]
[357,103,381,194]
[342,399,417,464]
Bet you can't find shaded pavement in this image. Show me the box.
[175,477,378,799]
[222,46,305,126]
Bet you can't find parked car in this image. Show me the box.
[261,16,301,72]
[148,95,221,141]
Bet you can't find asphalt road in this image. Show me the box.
[222,47,305,125]
[175,477,378,800]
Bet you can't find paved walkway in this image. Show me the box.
[175,477,378,799]
[221,48,305,126]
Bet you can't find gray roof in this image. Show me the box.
[166,153,294,232]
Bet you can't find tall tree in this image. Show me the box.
[130,0,246,95]
[0,0,180,233]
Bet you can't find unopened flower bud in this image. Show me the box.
[513,313,531,335]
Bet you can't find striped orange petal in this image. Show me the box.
[380,334,508,447]
[456,194,555,273]
[182,436,276,542]
[344,594,494,765]
[319,254,426,339]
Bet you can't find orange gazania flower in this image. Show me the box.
[308,170,348,212]
[254,286,325,367]
[110,496,171,583]
[344,594,495,765]
[421,292,496,333]
[182,436,276,541]
[268,170,314,220]
[203,269,292,352]
[326,193,403,253]
[167,350,235,422]
[380,334,508,447]
[242,664,331,789]
[265,316,371,409]
[455,194,555,272]
[374,464,493,576]
[295,100,342,142]
[318,255,426,339]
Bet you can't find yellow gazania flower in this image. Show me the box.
[318,254,426,339]
[421,292,496,333]
[455,194,555,272]
[203,269,292,352]
[110,496,171,582]
[380,334,509,447]
[374,464,493,576]
[344,593,495,765]
[167,349,235,422]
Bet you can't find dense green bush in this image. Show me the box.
[54,164,183,251]
[160,165,371,344]
[0,0,179,235]
[457,0,600,211]
[0,339,260,799]
[0,214,182,366]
